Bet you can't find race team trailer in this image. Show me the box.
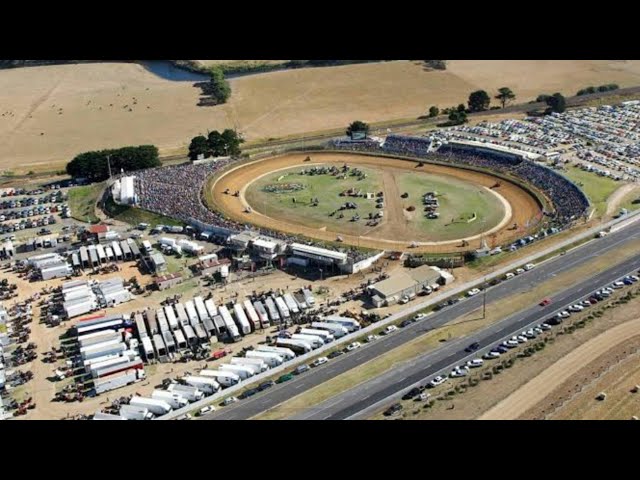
[276,338,312,355]
[300,328,334,343]
[218,305,241,342]
[199,369,241,387]
[252,301,271,328]
[274,296,291,320]
[182,376,221,395]
[283,293,300,315]
[243,300,261,331]
[167,383,205,402]
[263,297,280,324]
[119,404,154,420]
[164,305,179,331]
[246,350,284,367]
[129,396,173,416]
[151,390,189,409]
[291,333,324,349]
[230,357,269,373]
[311,322,349,338]
[232,303,252,335]
[255,345,296,361]
[219,363,255,380]
[174,303,189,326]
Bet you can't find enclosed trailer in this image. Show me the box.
[202,317,217,338]
[199,369,241,387]
[194,296,210,323]
[252,301,270,328]
[129,396,172,416]
[311,322,349,338]
[194,323,208,342]
[134,313,148,339]
[324,316,361,332]
[173,328,187,351]
[111,241,123,261]
[212,315,226,337]
[231,357,269,373]
[88,246,99,267]
[119,404,154,420]
[162,331,176,353]
[156,308,169,333]
[140,336,155,361]
[303,289,315,306]
[96,244,107,264]
[78,329,121,348]
[163,305,179,331]
[276,338,312,355]
[181,324,198,347]
[119,240,132,260]
[283,293,300,315]
[167,383,204,402]
[219,363,254,380]
[94,368,141,395]
[264,297,280,324]
[274,296,291,320]
[204,298,218,319]
[80,339,126,360]
[174,303,189,326]
[152,333,167,360]
[185,300,200,328]
[128,239,141,258]
[105,246,115,261]
[255,345,296,361]
[151,390,189,409]
[145,309,159,335]
[182,376,220,395]
[243,300,261,331]
[246,350,284,367]
[218,305,241,342]
[232,303,251,335]
[92,358,144,379]
[300,328,334,343]
[293,292,308,310]
[93,412,127,420]
[79,246,90,267]
[291,333,324,349]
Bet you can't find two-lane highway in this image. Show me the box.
[203,219,640,420]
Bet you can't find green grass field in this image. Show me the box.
[68,182,104,224]
[245,165,384,236]
[561,166,621,216]
[395,172,505,241]
[104,197,183,228]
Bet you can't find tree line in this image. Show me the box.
[66,145,160,181]
[188,129,244,160]
[576,84,619,96]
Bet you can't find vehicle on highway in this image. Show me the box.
[467,288,481,297]
[276,374,293,384]
[483,351,501,360]
[428,376,448,388]
[346,342,361,352]
[525,263,536,271]
[197,405,215,416]
[465,342,481,353]
[382,325,398,335]
[384,403,403,417]
[365,334,380,343]
[467,359,484,368]
[450,366,469,378]
[400,319,414,328]
[221,396,238,406]
[515,268,525,275]
[539,298,552,306]
[294,364,310,375]
[328,350,344,359]
[258,380,275,391]
[311,357,328,367]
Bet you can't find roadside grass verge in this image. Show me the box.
[68,182,104,223]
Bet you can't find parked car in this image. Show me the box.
[466,359,484,368]
[383,403,403,417]
[311,357,328,367]
[428,376,448,388]
[277,374,293,384]
[525,263,536,271]
[467,288,481,297]
[400,319,414,328]
[402,387,422,400]
[328,350,344,359]
[515,268,525,275]
[346,342,361,352]
[382,325,398,335]
[294,364,310,375]
[483,351,501,359]
[365,334,380,343]
[450,367,469,378]
[258,380,275,391]
[239,389,258,399]
[197,405,215,416]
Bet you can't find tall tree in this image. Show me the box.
[188,136,210,160]
[424,60,447,70]
[428,106,439,117]
[220,129,244,156]
[546,93,566,113]
[468,90,491,112]
[448,109,467,125]
[495,87,516,108]
[208,66,231,104]
[346,120,370,138]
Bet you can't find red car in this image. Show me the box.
[539,298,552,306]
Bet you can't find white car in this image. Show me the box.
[557,311,571,319]
[539,323,552,331]
[428,375,448,387]
[523,330,537,339]
[533,327,544,335]
[365,335,380,343]
[515,268,525,275]
[525,263,536,271]
[413,313,427,321]
[466,359,484,368]
[222,396,238,406]
[382,325,398,335]
[505,273,515,280]
[198,406,215,416]
[483,351,501,360]
[569,304,584,312]
[467,288,481,297]
[346,342,361,352]
[312,357,329,367]
[611,281,625,289]
[450,367,469,378]
[515,335,528,343]
[503,340,519,348]
[598,290,611,297]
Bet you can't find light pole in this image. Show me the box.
[106,154,112,179]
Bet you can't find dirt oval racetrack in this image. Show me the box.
[208,152,543,253]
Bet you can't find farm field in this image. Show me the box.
[3,60,640,171]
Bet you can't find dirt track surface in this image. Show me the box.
[479,317,640,420]
[210,152,541,253]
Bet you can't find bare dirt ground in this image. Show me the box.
[606,183,640,217]
[211,152,540,253]
[3,60,640,171]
